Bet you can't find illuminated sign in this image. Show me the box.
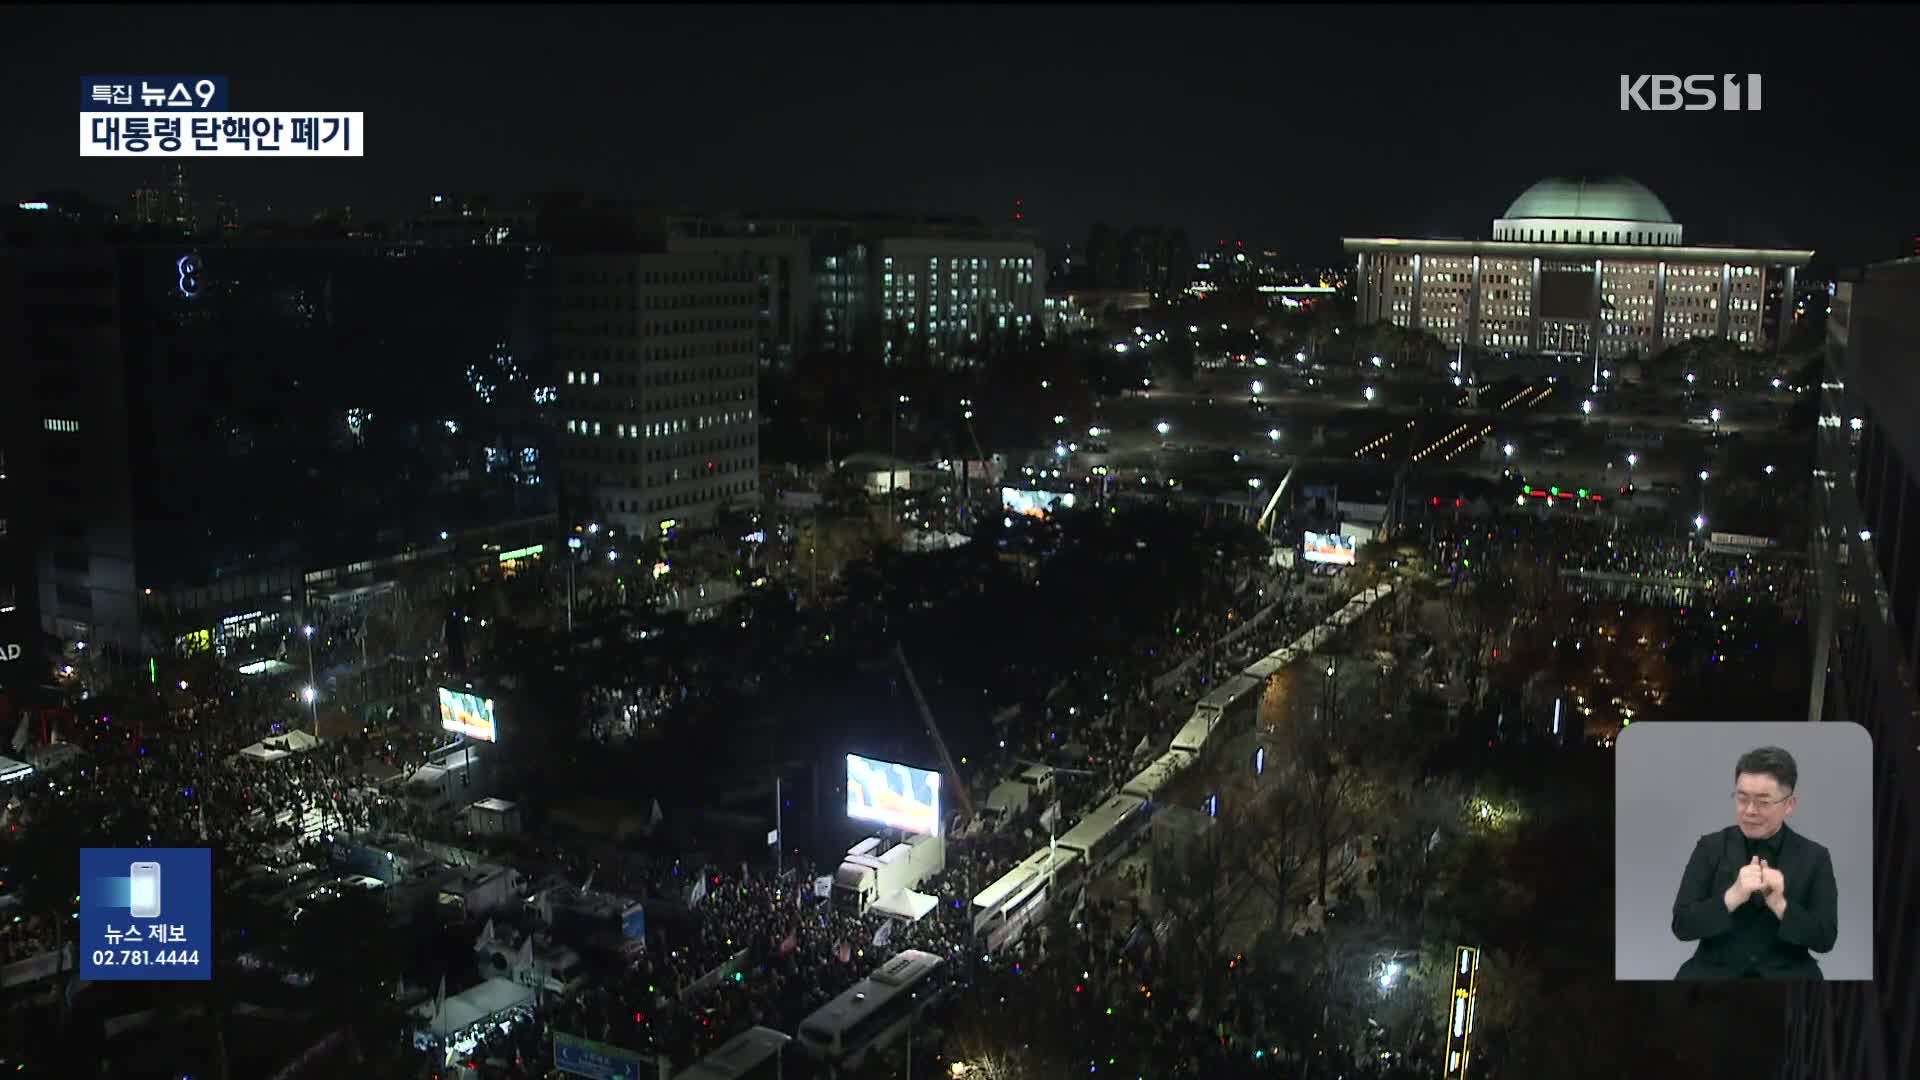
[438,686,498,743]
[17,201,49,212]
[1442,946,1480,1078]
[846,753,942,837]
[0,644,21,662]
[496,544,544,563]
[176,254,201,299]
[1002,488,1076,520]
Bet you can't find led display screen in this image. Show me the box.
[438,686,498,743]
[846,753,941,836]
[1002,488,1076,520]
[1302,531,1358,566]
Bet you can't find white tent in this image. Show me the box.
[237,730,322,763]
[871,889,939,923]
[411,977,535,1038]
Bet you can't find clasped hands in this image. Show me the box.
[1725,855,1787,917]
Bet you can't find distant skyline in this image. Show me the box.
[8,4,1918,266]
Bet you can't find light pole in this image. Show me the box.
[1709,407,1722,437]
[302,623,316,700]
[301,684,317,731]
[1626,452,1638,488]
[566,535,583,632]
[1155,420,1171,439]
[891,393,911,530]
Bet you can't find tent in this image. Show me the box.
[411,977,535,1038]
[871,889,939,923]
[238,730,322,763]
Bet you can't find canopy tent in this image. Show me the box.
[411,977,535,1038]
[871,889,939,923]
[0,756,33,784]
[237,730,322,763]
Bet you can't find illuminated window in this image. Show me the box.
[43,418,80,433]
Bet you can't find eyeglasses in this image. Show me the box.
[1732,792,1789,810]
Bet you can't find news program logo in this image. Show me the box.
[1620,74,1762,112]
[79,74,363,158]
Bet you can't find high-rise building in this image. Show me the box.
[0,239,139,676]
[4,207,557,667]
[662,211,1044,366]
[162,163,194,234]
[1345,172,1814,357]
[129,187,162,225]
[550,252,759,537]
[1793,258,1920,1080]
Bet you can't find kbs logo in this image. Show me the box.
[1619,74,1763,112]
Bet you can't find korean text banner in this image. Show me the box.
[80,847,212,981]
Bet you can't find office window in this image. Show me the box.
[43,418,81,433]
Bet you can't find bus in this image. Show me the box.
[972,846,1082,951]
[796,949,948,1070]
[677,1026,793,1080]
[1055,794,1150,874]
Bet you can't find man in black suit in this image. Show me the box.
[1671,746,1839,980]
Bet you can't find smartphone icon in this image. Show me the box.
[129,862,162,919]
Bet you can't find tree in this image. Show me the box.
[1287,681,1375,910]
[1243,769,1314,934]
[1148,807,1257,1011]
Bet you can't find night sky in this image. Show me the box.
[9,4,1918,266]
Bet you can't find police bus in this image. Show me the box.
[676,1025,793,1080]
[795,949,948,1070]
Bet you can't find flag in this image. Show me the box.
[873,920,893,949]
[834,940,852,963]
[1069,883,1087,923]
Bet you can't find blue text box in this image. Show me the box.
[79,847,212,981]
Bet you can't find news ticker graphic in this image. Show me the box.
[78,75,363,157]
[83,114,363,157]
[79,847,213,981]
[81,75,229,112]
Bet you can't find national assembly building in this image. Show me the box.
[1345,172,1814,359]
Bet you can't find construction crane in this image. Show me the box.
[892,643,978,820]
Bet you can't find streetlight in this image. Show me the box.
[1698,469,1710,482]
[890,393,911,528]
[1764,464,1776,476]
[1581,398,1594,416]
[1155,421,1171,437]
[1709,407,1722,435]
[302,624,316,705]
[1268,428,1281,443]
[1503,443,1515,459]
[301,684,317,729]
[566,536,583,631]
[1250,380,1264,396]
[1363,386,1375,402]
[1694,514,1707,531]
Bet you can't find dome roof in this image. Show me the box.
[1502,173,1673,224]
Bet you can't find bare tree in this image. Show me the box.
[1149,806,1257,1010]
[1244,768,1314,934]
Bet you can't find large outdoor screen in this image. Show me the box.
[1302,531,1357,567]
[438,687,498,743]
[846,753,942,836]
[1002,488,1076,520]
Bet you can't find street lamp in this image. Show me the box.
[1503,443,1515,459]
[1155,421,1171,437]
[1626,452,1638,487]
[1581,399,1593,416]
[890,393,912,528]
[302,624,316,705]
[1268,428,1281,442]
[1363,386,1375,402]
[566,535,583,632]
[1250,380,1264,396]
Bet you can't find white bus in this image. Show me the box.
[795,949,948,1070]
[1121,749,1194,802]
[972,846,1082,949]
[677,1025,792,1080]
[1055,794,1150,874]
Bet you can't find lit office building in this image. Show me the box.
[1346,173,1814,359]
[875,236,1042,362]
[552,253,760,538]
[1794,259,1920,1080]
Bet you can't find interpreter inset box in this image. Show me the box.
[1613,722,1872,981]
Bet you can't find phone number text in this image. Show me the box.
[89,949,201,966]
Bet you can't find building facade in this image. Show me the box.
[1793,258,1920,1080]
[663,211,1045,365]
[1346,173,1814,359]
[551,253,760,539]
